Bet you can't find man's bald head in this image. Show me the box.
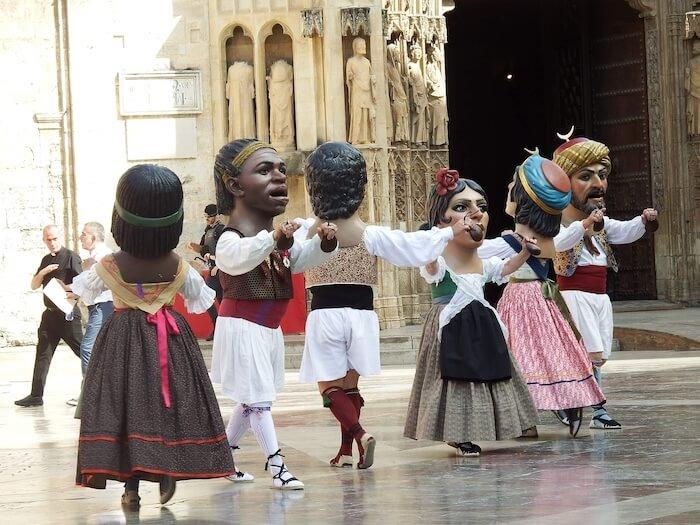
[42,225,62,254]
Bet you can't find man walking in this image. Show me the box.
[188,204,225,339]
[15,225,83,407]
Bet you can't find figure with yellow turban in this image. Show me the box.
[552,131,658,430]
[479,151,605,437]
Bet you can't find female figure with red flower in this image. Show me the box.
[404,168,539,457]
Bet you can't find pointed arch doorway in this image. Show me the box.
[445,0,656,300]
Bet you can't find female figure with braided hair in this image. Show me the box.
[211,139,339,490]
[72,164,234,508]
[403,169,538,456]
[300,142,471,469]
[479,151,606,437]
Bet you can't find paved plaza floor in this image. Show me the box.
[1,347,699,524]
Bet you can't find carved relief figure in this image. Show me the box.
[685,40,700,136]
[386,42,410,143]
[426,47,448,146]
[226,61,256,141]
[407,44,429,145]
[267,60,295,150]
[346,37,376,144]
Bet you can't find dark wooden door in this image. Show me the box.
[587,0,656,299]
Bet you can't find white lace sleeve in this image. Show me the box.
[482,256,509,285]
[180,266,215,314]
[215,230,275,276]
[289,234,338,274]
[70,268,107,304]
[419,256,447,284]
[477,237,516,259]
[363,225,453,267]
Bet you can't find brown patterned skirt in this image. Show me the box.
[404,304,538,443]
[76,309,234,487]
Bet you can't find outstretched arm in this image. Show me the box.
[604,210,655,244]
[363,226,455,267]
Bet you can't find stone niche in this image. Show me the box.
[225,26,256,141]
[264,23,296,151]
[343,32,375,146]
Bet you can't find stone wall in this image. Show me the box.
[0,1,66,345]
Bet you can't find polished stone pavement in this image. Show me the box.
[1,347,699,524]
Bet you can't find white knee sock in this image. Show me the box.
[226,404,251,448]
[247,403,279,456]
[246,403,299,483]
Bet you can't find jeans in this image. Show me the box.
[80,301,114,375]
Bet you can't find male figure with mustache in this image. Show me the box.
[553,135,658,430]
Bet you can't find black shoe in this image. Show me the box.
[15,395,43,407]
[455,442,481,457]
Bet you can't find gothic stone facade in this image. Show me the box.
[0,0,697,346]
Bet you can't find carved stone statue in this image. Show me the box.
[685,40,700,136]
[267,60,295,150]
[346,37,376,144]
[226,61,256,141]
[386,42,410,143]
[426,47,448,146]
[407,44,429,145]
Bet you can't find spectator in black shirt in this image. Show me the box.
[15,225,83,407]
[187,204,225,339]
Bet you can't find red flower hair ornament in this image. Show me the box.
[435,167,459,196]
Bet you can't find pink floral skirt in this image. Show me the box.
[497,281,605,410]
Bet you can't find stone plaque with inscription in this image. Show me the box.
[118,71,203,116]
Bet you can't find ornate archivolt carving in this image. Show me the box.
[625,0,656,18]
[301,9,323,38]
[341,8,371,36]
[686,11,700,39]
[686,40,700,136]
[425,17,447,44]
[386,12,410,37]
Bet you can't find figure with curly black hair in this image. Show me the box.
[300,142,472,469]
[71,164,234,508]
[211,139,339,490]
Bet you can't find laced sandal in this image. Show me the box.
[226,470,255,482]
[265,449,304,490]
[330,453,353,468]
[565,408,584,438]
[356,433,376,470]
[159,475,177,504]
[226,446,254,482]
[121,490,140,508]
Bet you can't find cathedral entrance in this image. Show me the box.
[445,0,657,300]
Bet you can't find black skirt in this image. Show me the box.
[440,301,512,382]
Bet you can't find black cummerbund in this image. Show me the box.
[309,284,374,311]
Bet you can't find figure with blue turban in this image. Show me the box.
[478,149,606,437]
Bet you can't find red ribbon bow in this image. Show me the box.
[146,308,181,408]
[435,168,459,196]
